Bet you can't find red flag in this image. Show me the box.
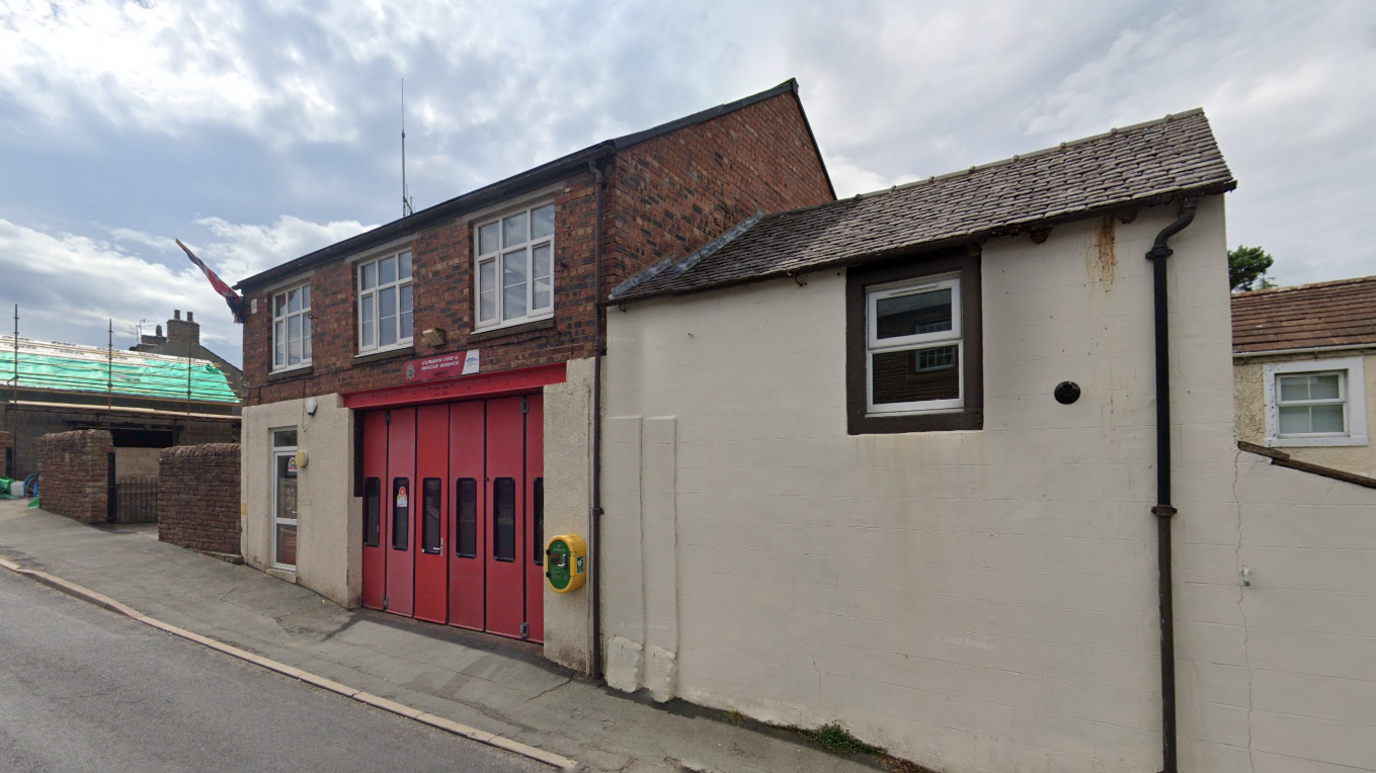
[176,239,244,324]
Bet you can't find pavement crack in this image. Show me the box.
[523,676,572,703]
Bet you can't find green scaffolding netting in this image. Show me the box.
[0,347,238,404]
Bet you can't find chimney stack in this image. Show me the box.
[166,309,200,346]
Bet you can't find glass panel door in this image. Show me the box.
[273,449,299,568]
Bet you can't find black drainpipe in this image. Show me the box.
[589,160,607,679]
[1145,195,1200,773]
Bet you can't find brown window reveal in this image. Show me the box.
[846,247,983,434]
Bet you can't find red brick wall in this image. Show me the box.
[243,172,602,405]
[242,88,833,406]
[606,90,834,287]
[158,443,241,555]
[38,430,112,524]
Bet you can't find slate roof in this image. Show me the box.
[1232,275,1376,354]
[611,109,1235,302]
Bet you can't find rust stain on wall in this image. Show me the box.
[1088,216,1117,287]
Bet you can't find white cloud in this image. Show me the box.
[0,217,233,350]
[2,0,1374,308]
[1,214,373,364]
[188,215,373,280]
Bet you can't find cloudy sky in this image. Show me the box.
[2,0,1373,364]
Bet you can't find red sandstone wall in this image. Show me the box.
[157,443,241,556]
[38,430,112,524]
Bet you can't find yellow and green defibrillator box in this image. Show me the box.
[545,534,587,593]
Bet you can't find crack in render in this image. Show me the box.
[1231,449,1257,773]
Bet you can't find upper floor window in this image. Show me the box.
[846,249,983,435]
[358,250,412,353]
[272,284,311,370]
[475,203,554,328]
[1264,357,1368,447]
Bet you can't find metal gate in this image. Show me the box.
[110,478,159,524]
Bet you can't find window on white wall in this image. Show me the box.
[1264,357,1368,447]
[358,250,413,353]
[272,284,311,370]
[865,275,964,414]
[475,203,555,328]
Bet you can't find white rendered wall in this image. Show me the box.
[602,197,1376,772]
[241,394,360,607]
[542,356,596,672]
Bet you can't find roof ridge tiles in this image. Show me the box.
[1232,274,1376,298]
[852,109,1209,202]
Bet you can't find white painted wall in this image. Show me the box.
[601,198,1376,773]
[542,356,596,672]
[241,394,360,607]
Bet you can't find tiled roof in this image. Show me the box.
[1232,275,1376,354]
[611,109,1235,302]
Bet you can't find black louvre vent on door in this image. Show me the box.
[421,478,442,554]
[493,477,516,562]
[533,477,544,566]
[363,477,381,547]
[391,477,410,551]
[456,478,477,558]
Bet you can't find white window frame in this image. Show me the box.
[357,249,413,355]
[865,275,963,415]
[271,429,298,571]
[1264,356,1368,447]
[474,201,555,331]
[271,282,312,372]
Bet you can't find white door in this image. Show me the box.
[272,437,299,569]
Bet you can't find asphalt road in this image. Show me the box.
[0,570,551,773]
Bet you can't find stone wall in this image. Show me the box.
[158,443,241,556]
[38,430,113,524]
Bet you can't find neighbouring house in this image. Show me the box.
[1233,276,1375,476]
[0,333,240,482]
[131,309,247,399]
[602,111,1376,773]
[234,80,834,672]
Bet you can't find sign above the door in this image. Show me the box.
[405,349,480,383]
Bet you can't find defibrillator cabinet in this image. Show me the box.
[545,534,587,593]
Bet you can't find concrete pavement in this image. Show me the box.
[0,500,879,773]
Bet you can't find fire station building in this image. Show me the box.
[236,81,834,671]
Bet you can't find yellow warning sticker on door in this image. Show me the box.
[396,487,408,509]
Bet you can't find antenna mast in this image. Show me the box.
[402,79,414,217]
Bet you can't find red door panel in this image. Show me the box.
[361,411,388,611]
[414,404,449,624]
[524,395,545,643]
[484,397,526,638]
[385,408,417,617]
[448,401,486,631]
